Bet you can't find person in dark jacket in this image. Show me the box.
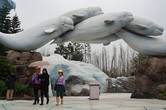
[6,71,17,101]
[38,68,50,105]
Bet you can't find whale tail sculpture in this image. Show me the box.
[0,16,74,51]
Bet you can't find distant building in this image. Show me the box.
[0,0,16,26]
[0,0,16,11]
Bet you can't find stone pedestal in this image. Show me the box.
[131,57,166,98]
[7,50,42,85]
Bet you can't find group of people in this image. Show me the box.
[6,67,66,106]
[32,67,50,105]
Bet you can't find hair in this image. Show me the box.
[10,70,15,73]
[42,68,48,74]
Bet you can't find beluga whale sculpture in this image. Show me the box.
[52,12,134,45]
[0,16,74,51]
[115,29,166,56]
[124,16,164,36]
[0,7,165,56]
[61,7,103,25]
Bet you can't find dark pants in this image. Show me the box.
[34,84,41,104]
[40,86,49,104]
[56,91,64,98]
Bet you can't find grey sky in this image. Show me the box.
[11,0,166,53]
[13,0,166,35]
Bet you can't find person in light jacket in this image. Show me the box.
[54,70,65,106]
[32,67,41,105]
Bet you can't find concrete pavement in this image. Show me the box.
[0,93,166,110]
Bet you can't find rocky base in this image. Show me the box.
[131,57,166,98]
[7,50,42,85]
[65,75,89,96]
[107,77,135,93]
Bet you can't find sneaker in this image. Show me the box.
[33,103,36,105]
[40,103,43,105]
[56,104,59,106]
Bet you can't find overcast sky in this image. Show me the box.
[10,0,166,54]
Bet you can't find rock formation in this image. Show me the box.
[131,57,166,98]
[65,75,89,96]
[44,54,108,96]
[107,77,135,93]
[7,50,42,85]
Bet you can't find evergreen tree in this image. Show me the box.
[72,43,84,61]
[54,42,84,61]
[12,14,22,33]
[0,56,15,81]
[1,15,12,33]
[0,5,23,56]
[54,45,68,59]
[0,4,10,31]
[0,4,11,56]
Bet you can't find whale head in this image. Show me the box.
[59,16,74,32]
[151,24,164,36]
[124,16,164,36]
[118,12,134,25]
[87,7,103,16]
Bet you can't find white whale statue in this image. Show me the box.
[115,29,166,56]
[0,16,74,51]
[70,34,120,46]
[52,12,134,45]
[0,7,165,56]
[124,16,164,36]
[61,7,103,25]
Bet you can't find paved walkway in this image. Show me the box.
[0,93,166,110]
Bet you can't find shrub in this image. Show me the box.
[131,54,150,68]
[0,80,7,96]
[0,80,34,97]
[0,56,15,81]
[14,83,28,96]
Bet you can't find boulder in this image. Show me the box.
[45,54,108,96]
[65,75,89,96]
[7,50,42,85]
[107,76,135,93]
[131,57,166,98]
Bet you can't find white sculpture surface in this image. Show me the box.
[124,16,164,36]
[52,12,134,45]
[61,7,103,25]
[0,17,74,51]
[115,29,166,56]
[0,7,165,56]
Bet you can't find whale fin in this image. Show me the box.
[50,38,64,46]
[63,24,74,30]
[50,39,58,44]
[44,27,58,34]
[73,13,85,18]
[104,19,115,24]
[135,24,148,29]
